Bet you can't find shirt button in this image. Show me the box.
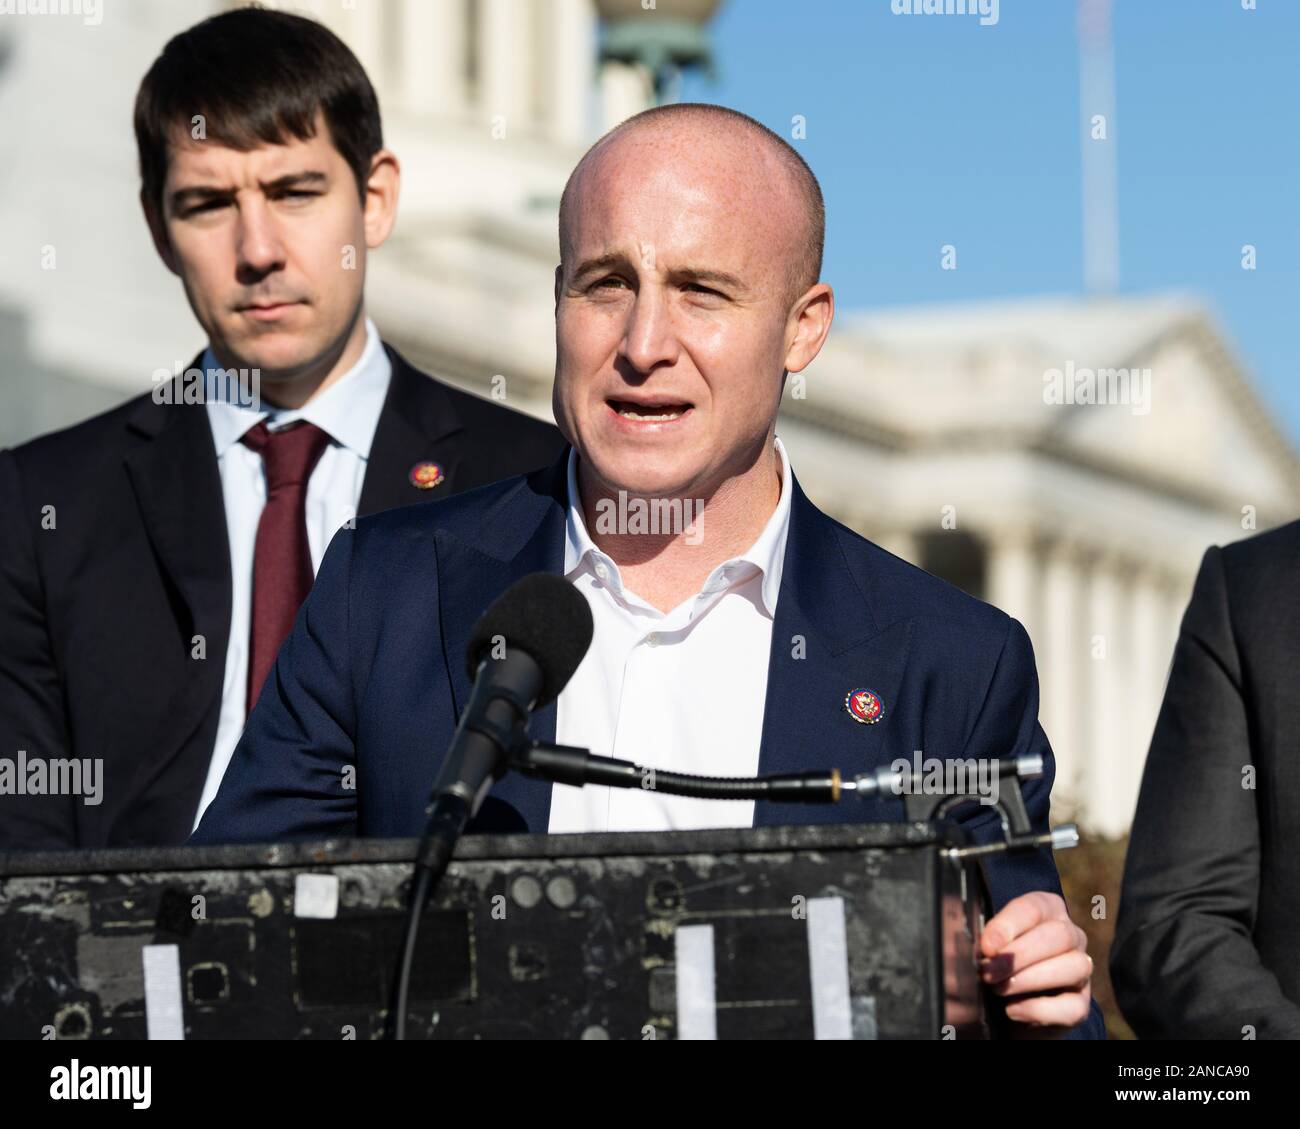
[646,632,659,647]
[595,563,609,581]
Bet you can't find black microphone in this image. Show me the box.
[424,572,594,825]
[395,573,593,1038]
[416,574,593,871]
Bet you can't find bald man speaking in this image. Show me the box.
[192,105,1102,1038]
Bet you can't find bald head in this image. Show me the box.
[551,103,836,510]
[559,104,825,305]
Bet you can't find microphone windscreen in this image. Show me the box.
[465,573,594,706]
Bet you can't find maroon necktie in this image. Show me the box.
[240,420,333,714]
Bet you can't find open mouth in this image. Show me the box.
[607,398,693,423]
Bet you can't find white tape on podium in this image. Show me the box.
[807,896,853,1039]
[674,923,717,1040]
[142,944,184,1041]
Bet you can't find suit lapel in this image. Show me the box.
[429,460,913,833]
[435,452,570,831]
[755,478,914,827]
[122,386,231,740]
[358,345,466,517]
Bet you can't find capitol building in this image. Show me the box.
[2,0,1296,837]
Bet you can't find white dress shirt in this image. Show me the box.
[192,318,392,829]
[548,437,793,834]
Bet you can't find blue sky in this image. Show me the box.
[679,0,1300,440]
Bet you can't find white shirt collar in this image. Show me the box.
[203,317,391,457]
[564,436,793,618]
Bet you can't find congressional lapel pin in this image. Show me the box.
[409,461,445,491]
[845,687,884,725]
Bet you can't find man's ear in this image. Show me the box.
[141,188,178,276]
[362,149,401,250]
[783,283,835,375]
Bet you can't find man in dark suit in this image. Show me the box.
[193,102,1103,1037]
[0,9,563,851]
[1111,521,1300,1039]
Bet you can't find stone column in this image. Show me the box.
[1129,569,1172,806]
[985,530,1040,647]
[1038,538,1086,814]
[338,0,385,90]
[600,62,653,131]
[481,0,532,131]
[547,0,596,144]
[1081,552,1132,837]
[400,0,466,118]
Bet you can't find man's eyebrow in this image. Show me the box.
[169,184,231,212]
[569,254,747,293]
[668,266,747,292]
[169,170,329,212]
[260,170,329,192]
[570,252,630,281]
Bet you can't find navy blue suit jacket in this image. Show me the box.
[192,449,1105,1038]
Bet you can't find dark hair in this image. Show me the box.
[134,5,382,217]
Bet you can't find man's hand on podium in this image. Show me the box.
[979,891,1094,1037]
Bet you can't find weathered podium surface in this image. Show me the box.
[0,823,992,1040]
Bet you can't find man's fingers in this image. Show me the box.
[988,949,1092,997]
[980,890,1064,955]
[981,918,1086,982]
[1004,984,1093,1028]
[981,895,1094,1035]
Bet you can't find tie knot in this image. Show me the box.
[240,420,333,490]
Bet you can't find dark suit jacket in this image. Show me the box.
[191,449,1105,1038]
[1111,520,1300,1039]
[0,344,565,850]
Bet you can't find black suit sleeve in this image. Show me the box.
[1110,546,1300,1038]
[0,449,78,849]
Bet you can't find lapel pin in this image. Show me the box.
[409,461,445,490]
[845,687,884,725]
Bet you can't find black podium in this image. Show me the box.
[0,822,997,1040]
